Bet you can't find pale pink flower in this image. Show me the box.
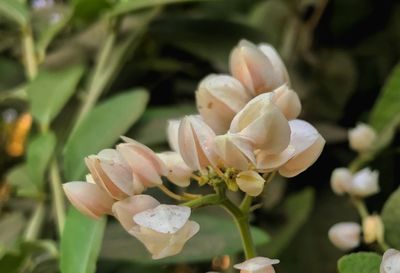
[271,84,301,120]
[230,93,291,154]
[167,119,181,152]
[234,256,280,273]
[178,115,218,171]
[236,170,266,197]
[196,74,250,134]
[230,39,287,95]
[117,137,167,188]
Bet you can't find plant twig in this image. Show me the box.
[49,160,66,236]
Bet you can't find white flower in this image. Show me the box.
[330,168,352,195]
[130,205,200,259]
[271,84,301,120]
[157,151,193,187]
[348,123,377,153]
[349,168,379,197]
[236,170,266,197]
[381,249,400,273]
[328,222,361,251]
[234,256,280,273]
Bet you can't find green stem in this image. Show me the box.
[350,197,369,219]
[182,194,220,208]
[220,198,256,259]
[49,160,66,236]
[21,25,38,80]
[240,194,253,213]
[24,201,45,241]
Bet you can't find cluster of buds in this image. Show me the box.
[63,40,325,262]
[330,167,379,197]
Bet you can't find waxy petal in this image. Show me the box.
[112,195,160,231]
[167,119,181,152]
[349,168,379,197]
[330,168,352,195]
[381,249,400,273]
[234,256,280,273]
[259,43,290,85]
[236,170,266,197]
[196,74,250,134]
[133,205,191,234]
[328,222,361,251]
[158,151,192,187]
[272,84,301,120]
[256,145,295,172]
[63,182,114,219]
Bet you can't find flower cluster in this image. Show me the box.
[63,40,325,264]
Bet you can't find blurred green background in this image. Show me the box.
[0,0,399,272]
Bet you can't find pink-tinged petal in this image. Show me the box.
[230,40,281,95]
[112,195,160,231]
[236,170,266,197]
[178,115,217,171]
[63,182,114,219]
[328,222,361,251]
[256,145,295,172]
[157,151,192,187]
[196,74,250,134]
[167,119,181,152]
[117,142,166,187]
[129,221,199,260]
[214,134,255,171]
[85,156,128,200]
[234,256,280,273]
[272,84,301,120]
[279,134,325,177]
[230,93,291,153]
[258,43,290,85]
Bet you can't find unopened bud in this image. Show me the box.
[380,249,400,273]
[328,222,361,251]
[348,123,377,153]
[330,168,352,195]
[362,215,384,244]
[349,168,379,197]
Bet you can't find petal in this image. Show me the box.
[63,182,114,219]
[214,134,255,170]
[328,222,361,251]
[129,220,199,260]
[349,168,380,197]
[330,168,353,195]
[272,84,301,120]
[348,123,377,153]
[157,151,192,187]
[381,249,400,273]
[234,256,280,271]
[256,145,295,171]
[112,195,160,231]
[258,43,290,85]
[133,205,191,234]
[167,119,181,152]
[236,170,265,197]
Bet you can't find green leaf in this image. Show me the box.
[6,164,40,198]
[63,89,149,181]
[60,208,106,273]
[338,252,382,273]
[131,104,195,146]
[27,65,85,127]
[262,188,315,256]
[109,0,206,17]
[0,213,25,259]
[101,211,269,264]
[0,0,28,26]
[369,63,400,132]
[381,187,400,249]
[26,132,56,191]
[72,0,111,24]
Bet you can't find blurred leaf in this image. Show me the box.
[6,164,40,198]
[26,131,56,191]
[131,104,195,146]
[262,188,315,256]
[369,63,400,143]
[60,208,106,273]
[150,17,267,70]
[248,0,291,46]
[0,0,28,26]
[0,213,25,259]
[381,187,400,249]
[27,65,85,127]
[109,0,206,17]
[72,0,111,24]
[63,89,149,181]
[0,57,24,91]
[337,252,381,273]
[101,211,269,264]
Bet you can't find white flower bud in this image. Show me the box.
[234,256,280,273]
[236,170,266,197]
[157,151,192,187]
[380,249,400,273]
[348,123,377,153]
[330,168,352,195]
[362,215,384,244]
[328,222,361,251]
[348,168,379,197]
[271,84,301,120]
